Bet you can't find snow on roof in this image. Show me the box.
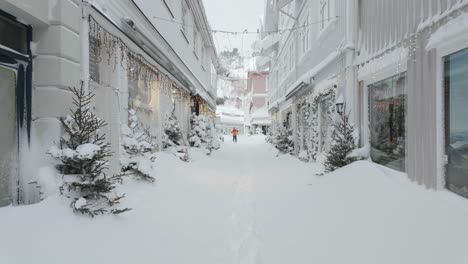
[427,11,468,50]
[309,77,338,100]
[216,105,244,117]
[252,33,280,51]
[357,47,407,81]
[251,107,269,119]
[217,114,245,125]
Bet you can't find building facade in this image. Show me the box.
[261,0,468,197]
[245,71,271,134]
[0,0,217,207]
[357,0,468,197]
[263,0,355,161]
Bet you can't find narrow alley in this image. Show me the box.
[1,136,468,264]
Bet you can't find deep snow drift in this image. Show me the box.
[1,135,468,264]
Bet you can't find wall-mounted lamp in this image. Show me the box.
[336,102,345,116]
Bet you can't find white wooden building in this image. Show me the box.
[0,0,218,206]
[261,0,468,197]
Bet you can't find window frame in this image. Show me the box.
[161,0,175,18]
[0,10,33,206]
[367,73,408,172]
[320,0,330,30]
[180,0,189,43]
[359,54,408,175]
[301,15,310,54]
[317,0,335,39]
[193,26,199,60]
[429,23,468,190]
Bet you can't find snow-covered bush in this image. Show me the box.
[162,107,192,162]
[189,114,209,147]
[48,85,130,217]
[189,114,220,155]
[163,108,184,148]
[273,128,294,155]
[265,128,276,144]
[324,108,364,172]
[121,109,157,183]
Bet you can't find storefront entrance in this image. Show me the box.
[0,66,17,206]
[444,48,468,198]
[0,11,32,206]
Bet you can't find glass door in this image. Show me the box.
[444,49,468,198]
[0,65,17,206]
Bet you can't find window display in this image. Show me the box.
[444,49,468,198]
[368,73,407,172]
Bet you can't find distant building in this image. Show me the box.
[245,71,271,134]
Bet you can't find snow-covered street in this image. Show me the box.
[2,135,468,264]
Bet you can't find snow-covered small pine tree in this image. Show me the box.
[161,107,192,162]
[188,114,208,147]
[265,127,276,144]
[164,107,184,148]
[121,109,157,183]
[49,84,130,217]
[324,109,363,172]
[274,128,294,155]
[188,114,220,155]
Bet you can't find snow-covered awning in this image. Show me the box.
[426,11,468,50]
[252,33,280,52]
[284,51,341,99]
[285,81,309,99]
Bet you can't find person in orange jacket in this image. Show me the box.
[231,127,239,143]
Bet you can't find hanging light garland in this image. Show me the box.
[88,15,178,98]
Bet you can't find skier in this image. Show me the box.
[231,127,239,143]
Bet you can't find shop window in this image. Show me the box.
[128,78,152,109]
[368,73,407,172]
[444,48,468,198]
[0,12,32,206]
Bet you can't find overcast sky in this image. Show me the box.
[203,0,265,57]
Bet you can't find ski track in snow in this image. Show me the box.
[3,135,468,264]
[228,139,262,264]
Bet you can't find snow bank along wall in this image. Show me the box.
[0,0,218,207]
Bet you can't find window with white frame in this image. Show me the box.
[193,27,199,58]
[320,0,331,30]
[181,1,188,37]
[302,15,310,54]
[289,44,294,71]
[201,46,205,63]
[162,0,174,17]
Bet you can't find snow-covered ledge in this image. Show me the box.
[357,47,408,84]
[426,12,468,53]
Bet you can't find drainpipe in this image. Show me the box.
[344,0,358,124]
[80,0,90,92]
